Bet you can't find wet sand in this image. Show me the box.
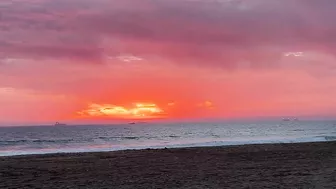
[0,142,335,189]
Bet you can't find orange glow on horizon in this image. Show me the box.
[75,100,217,120]
[77,103,165,119]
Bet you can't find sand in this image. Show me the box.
[0,142,335,189]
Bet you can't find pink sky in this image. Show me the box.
[1,0,336,123]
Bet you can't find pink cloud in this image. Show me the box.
[1,0,336,122]
[0,0,335,71]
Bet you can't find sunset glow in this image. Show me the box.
[1,0,336,124]
[77,103,164,119]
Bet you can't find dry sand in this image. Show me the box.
[0,142,335,189]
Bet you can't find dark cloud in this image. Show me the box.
[81,0,336,45]
[0,0,336,69]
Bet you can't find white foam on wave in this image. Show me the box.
[1,135,335,157]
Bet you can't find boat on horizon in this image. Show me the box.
[54,122,67,126]
[128,121,148,125]
[282,117,299,121]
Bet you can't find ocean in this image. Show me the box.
[0,120,335,156]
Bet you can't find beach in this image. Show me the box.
[0,142,335,189]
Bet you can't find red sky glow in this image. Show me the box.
[1,0,336,123]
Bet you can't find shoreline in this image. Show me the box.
[1,141,335,188]
[1,137,335,157]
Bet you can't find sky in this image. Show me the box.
[1,0,336,124]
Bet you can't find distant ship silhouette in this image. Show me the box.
[54,122,67,126]
[128,121,147,125]
[282,118,299,121]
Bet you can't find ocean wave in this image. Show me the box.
[1,135,336,157]
[292,129,304,131]
[323,136,336,141]
[0,140,28,144]
[0,139,74,145]
[98,136,140,140]
[98,136,161,140]
[167,135,180,138]
[32,139,74,143]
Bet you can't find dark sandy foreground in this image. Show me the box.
[0,142,335,189]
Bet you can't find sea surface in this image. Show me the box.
[0,120,336,156]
